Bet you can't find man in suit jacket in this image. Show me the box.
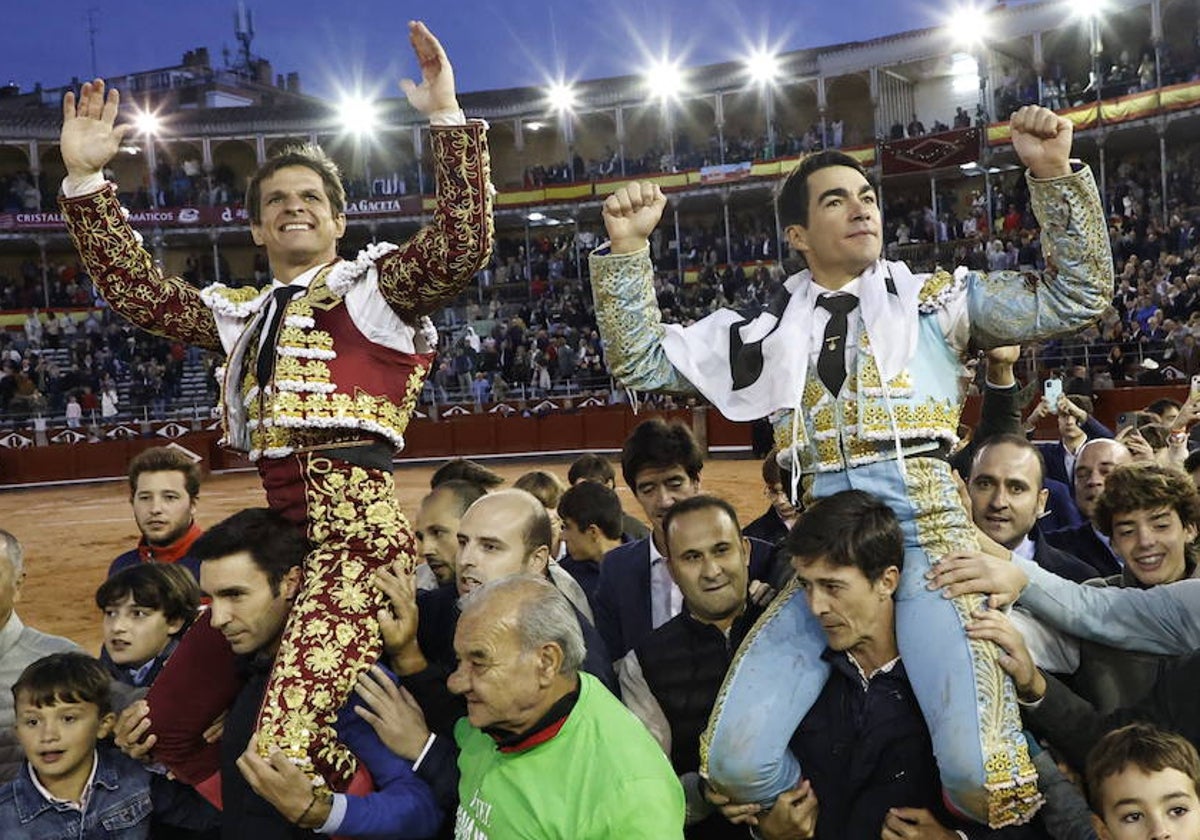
[593,418,775,661]
[1029,394,1112,492]
[967,434,1100,583]
[1044,437,1133,577]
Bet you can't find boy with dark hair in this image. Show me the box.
[568,453,617,486]
[1085,723,1200,840]
[429,458,504,491]
[0,652,217,837]
[742,448,799,548]
[558,481,625,602]
[568,452,650,541]
[96,565,200,705]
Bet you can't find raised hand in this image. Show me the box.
[602,181,668,255]
[61,79,130,178]
[1009,105,1072,180]
[400,21,459,116]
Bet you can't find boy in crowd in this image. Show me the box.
[1085,723,1200,840]
[97,564,200,709]
[0,652,217,837]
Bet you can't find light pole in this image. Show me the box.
[132,110,161,208]
[747,50,780,159]
[337,94,380,199]
[646,59,683,172]
[546,82,577,180]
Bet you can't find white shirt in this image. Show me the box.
[28,749,97,811]
[808,278,863,390]
[648,536,684,630]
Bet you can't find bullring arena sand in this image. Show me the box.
[0,456,763,655]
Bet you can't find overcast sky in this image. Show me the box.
[3,0,1009,101]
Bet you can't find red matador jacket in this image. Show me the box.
[59,121,493,459]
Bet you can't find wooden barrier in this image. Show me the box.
[0,386,1188,486]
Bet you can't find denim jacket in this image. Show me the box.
[0,744,218,839]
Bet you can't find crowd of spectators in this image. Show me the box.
[0,306,214,427]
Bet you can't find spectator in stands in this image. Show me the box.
[557,480,625,605]
[64,394,82,428]
[22,308,42,349]
[567,453,650,541]
[0,530,83,783]
[619,495,763,839]
[109,447,203,581]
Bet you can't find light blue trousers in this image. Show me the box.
[702,457,1040,828]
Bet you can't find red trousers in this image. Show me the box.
[145,449,415,792]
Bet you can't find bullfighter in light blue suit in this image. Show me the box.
[587,105,1112,829]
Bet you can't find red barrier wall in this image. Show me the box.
[1,386,1188,486]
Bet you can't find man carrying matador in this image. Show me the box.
[589,105,1111,829]
[58,20,492,794]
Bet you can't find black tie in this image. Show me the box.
[816,294,859,396]
[256,285,304,386]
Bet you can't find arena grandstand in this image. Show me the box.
[0,0,1196,477]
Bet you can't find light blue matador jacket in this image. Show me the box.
[588,164,1112,828]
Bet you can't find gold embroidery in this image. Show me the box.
[59,188,222,351]
[903,460,1042,828]
[375,123,495,318]
[256,455,416,793]
[918,269,955,305]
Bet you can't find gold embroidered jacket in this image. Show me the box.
[60,122,493,457]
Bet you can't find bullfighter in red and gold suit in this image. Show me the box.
[57,22,492,794]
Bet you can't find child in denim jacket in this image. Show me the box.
[0,652,217,838]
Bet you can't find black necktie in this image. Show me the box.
[816,294,859,396]
[256,285,304,386]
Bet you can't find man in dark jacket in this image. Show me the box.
[713,492,1041,839]
[967,434,1100,583]
[618,495,765,838]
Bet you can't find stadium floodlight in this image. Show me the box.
[1069,0,1106,19]
[525,121,546,132]
[337,95,378,136]
[951,52,981,93]
[546,81,577,113]
[646,58,684,101]
[945,5,987,47]
[527,211,546,222]
[746,50,780,86]
[132,110,161,135]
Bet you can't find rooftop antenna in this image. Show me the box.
[234,1,255,72]
[87,7,99,79]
